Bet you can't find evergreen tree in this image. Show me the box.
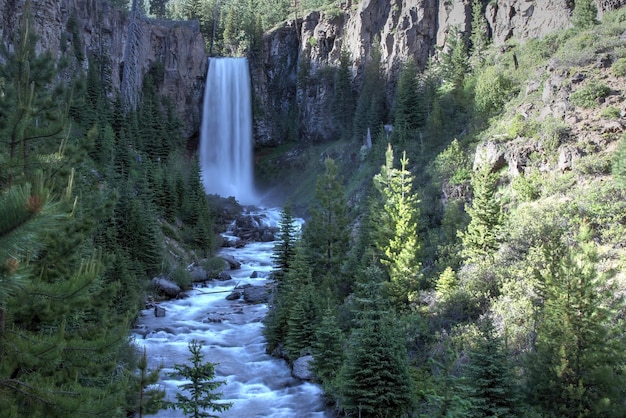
[311,307,345,394]
[353,38,387,144]
[392,58,422,146]
[469,0,490,68]
[149,0,169,18]
[136,347,165,417]
[459,163,503,262]
[372,144,421,310]
[526,223,626,417]
[572,0,598,29]
[264,244,311,353]
[338,266,414,417]
[463,319,519,417]
[0,0,67,187]
[168,340,232,418]
[271,203,298,281]
[440,26,470,94]
[285,281,319,359]
[303,158,350,298]
[333,49,355,141]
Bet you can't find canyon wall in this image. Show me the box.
[0,0,206,137]
[253,0,626,145]
[2,0,625,143]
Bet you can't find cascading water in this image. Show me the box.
[132,59,330,417]
[200,57,256,204]
[133,210,329,417]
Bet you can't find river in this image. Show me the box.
[133,208,330,417]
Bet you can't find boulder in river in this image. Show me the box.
[154,305,166,317]
[221,254,242,270]
[225,290,242,300]
[240,284,270,304]
[292,355,314,380]
[151,277,182,299]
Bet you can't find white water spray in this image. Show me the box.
[200,58,256,204]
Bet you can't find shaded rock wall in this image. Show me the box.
[0,0,206,137]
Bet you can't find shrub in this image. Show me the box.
[570,80,610,108]
[474,66,517,116]
[612,57,626,77]
[507,114,539,138]
[600,106,621,119]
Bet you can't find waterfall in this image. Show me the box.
[200,58,256,204]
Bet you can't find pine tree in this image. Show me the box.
[285,281,319,359]
[459,163,503,262]
[168,340,232,418]
[0,0,67,187]
[136,347,165,417]
[353,38,387,144]
[303,158,350,297]
[264,244,311,353]
[463,319,519,417]
[333,49,355,141]
[372,144,421,310]
[392,58,422,147]
[572,0,598,29]
[338,266,414,417]
[526,223,626,417]
[441,26,469,94]
[311,307,345,394]
[469,0,490,68]
[271,203,298,281]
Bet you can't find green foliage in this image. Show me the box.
[600,105,621,119]
[526,223,626,417]
[353,38,387,144]
[511,170,541,201]
[392,58,423,146]
[613,134,626,185]
[168,340,232,418]
[311,307,345,393]
[285,281,320,359]
[264,244,311,355]
[303,158,350,297]
[332,50,355,141]
[570,80,611,109]
[474,66,516,117]
[337,267,414,417]
[463,319,519,417]
[612,57,626,77]
[440,26,470,93]
[372,144,422,309]
[271,203,298,281]
[459,164,504,262]
[469,0,490,67]
[572,0,599,30]
[136,347,165,417]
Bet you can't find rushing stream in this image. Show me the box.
[133,208,330,417]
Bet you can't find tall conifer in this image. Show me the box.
[372,144,421,309]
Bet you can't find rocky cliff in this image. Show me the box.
[254,0,626,145]
[0,0,207,137]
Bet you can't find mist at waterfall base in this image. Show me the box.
[132,59,330,417]
[200,57,257,205]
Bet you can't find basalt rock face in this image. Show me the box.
[0,0,206,138]
[253,0,626,146]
